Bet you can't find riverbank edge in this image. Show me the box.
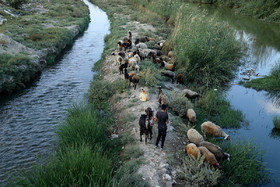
[0,3,90,96]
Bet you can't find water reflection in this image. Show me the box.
[270,128,280,140]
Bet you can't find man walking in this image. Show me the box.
[155,104,168,150]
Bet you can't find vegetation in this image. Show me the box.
[131,0,244,89]
[169,91,193,118]
[196,0,280,24]
[0,0,90,94]
[273,116,280,129]
[6,0,27,9]
[197,90,244,128]
[214,137,269,186]
[244,63,280,91]
[0,54,39,93]
[178,155,221,186]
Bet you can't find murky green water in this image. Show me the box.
[202,4,280,185]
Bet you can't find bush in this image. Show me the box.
[88,80,115,109]
[169,91,193,117]
[112,78,129,93]
[7,0,27,9]
[178,155,221,186]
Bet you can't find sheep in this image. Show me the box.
[119,58,128,74]
[181,89,200,103]
[160,55,171,62]
[122,39,132,52]
[157,40,166,50]
[139,114,148,144]
[128,72,139,90]
[124,68,129,80]
[186,143,200,159]
[115,55,123,66]
[153,57,163,64]
[197,141,230,161]
[135,64,140,71]
[136,42,148,50]
[201,121,231,141]
[145,107,154,140]
[128,58,137,70]
[134,54,141,64]
[147,50,157,59]
[128,31,132,41]
[168,51,174,58]
[162,61,176,71]
[137,49,150,61]
[157,86,169,108]
[176,73,184,84]
[118,51,126,59]
[198,146,221,169]
[117,40,123,51]
[187,128,204,144]
[139,89,149,102]
[187,109,196,127]
[135,37,155,44]
[161,70,175,83]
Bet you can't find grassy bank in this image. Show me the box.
[11,104,147,186]
[244,63,280,91]
[0,0,90,94]
[188,0,280,24]
[131,0,244,89]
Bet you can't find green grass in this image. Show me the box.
[11,104,121,186]
[273,116,280,129]
[244,63,280,91]
[214,137,269,186]
[197,90,244,128]
[0,54,39,93]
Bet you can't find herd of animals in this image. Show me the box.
[112,31,231,170]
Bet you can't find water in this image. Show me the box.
[202,5,280,185]
[0,0,110,185]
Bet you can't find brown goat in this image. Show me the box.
[128,72,139,90]
[176,73,184,84]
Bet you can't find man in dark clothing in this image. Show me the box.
[155,104,168,149]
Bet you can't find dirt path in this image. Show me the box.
[101,12,190,186]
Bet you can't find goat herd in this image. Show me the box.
[112,31,231,170]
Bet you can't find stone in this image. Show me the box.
[162,174,172,181]
[111,134,119,140]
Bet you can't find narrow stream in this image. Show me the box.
[202,5,280,185]
[0,0,110,185]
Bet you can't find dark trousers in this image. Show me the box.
[156,128,167,148]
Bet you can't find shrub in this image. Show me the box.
[178,155,221,186]
[7,0,27,9]
[112,78,129,93]
[169,91,193,117]
[88,80,115,109]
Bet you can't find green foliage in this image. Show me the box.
[273,116,280,129]
[0,54,38,93]
[112,78,129,93]
[178,155,221,186]
[169,91,193,117]
[57,104,113,150]
[198,90,243,128]
[215,137,269,186]
[114,160,149,187]
[6,0,27,9]
[122,144,143,161]
[88,80,115,109]
[12,145,115,186]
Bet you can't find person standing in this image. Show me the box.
[155,104,168,150]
